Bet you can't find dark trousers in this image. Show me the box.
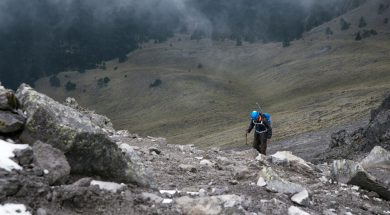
[253,132,267,155]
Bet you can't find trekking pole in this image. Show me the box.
[245,133,248,145]
[255,102,263,113]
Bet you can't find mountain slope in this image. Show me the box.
[35,0,390,148]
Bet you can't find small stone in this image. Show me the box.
[229,180,238,185]
[257,177,267,187]
[162,199,173,204]
[36,208,47,215]
[200,159,212,166]
[149,148,161,155]
[288,206,310,215]
[178,164,197,173]
[291,189,310,206]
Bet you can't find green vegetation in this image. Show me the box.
[282,39,291,47]
[355,32,362,41]
[149,79,162,88]
[378,3,389,14]
[340,18,351,30]
[65,81,76,91]
[325,27,334,36]
[49,76,61,88]
[358,17,367,28]
[97,77,111,88]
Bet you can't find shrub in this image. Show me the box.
[118,55,128,63]
[49,76,61,87]
[378,4,389,14]
[236,38,242,46]
[114,66,118,70]
[340,18,351,30]
[197,63,203,69]
[282,39,290,47]
[325,27,333,35]
[97,76,110,88]
[355,31,362,41]
[65,81,76,91]
[149,79,162,88]
[78,68,86,73]
[358,17,367,28]
[385,18,389,24]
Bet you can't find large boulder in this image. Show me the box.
[16,84,151,186]
[259,167,305,195]
[0,110,25,133]
[331,148,390,200]
[32,141,71,185]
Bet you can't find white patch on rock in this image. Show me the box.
[162,199,173,204]
[0,139,30,171]
[0,203,31,215]
[200,159,212,166]
[195,157,203,160]
[257,177,267,187]
[291,189,310,206]
[43,169,49,175]
[159,190,177,196]
[288,206,310,215]
[90,180,126,193]
[270,151,312,171]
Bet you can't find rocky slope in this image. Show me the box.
[0,84,389,214]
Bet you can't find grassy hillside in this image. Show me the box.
[35,0,390,148]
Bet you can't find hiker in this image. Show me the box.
[246,111,272,155]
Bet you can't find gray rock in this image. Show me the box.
[199,159,212,166]
[33,141,71,185]
[330,129,351,148]
[269,151,312,172]
[16,84,152,186]
[0,110,25,133]
[233,166,251,180]
[259,167,305,195]
[176,194,246,215]
[149,147,161,155]
[36,208,47,215]
[141,192,163,204]
[0,177,21,196]
[360,146,390,187]
[14,147,33,166]
[288,206,310,215]
[291,189,310,206]
[179,164,197,173]
[331,158,390,200]
[72,178,93,187]
[0,88,19,111]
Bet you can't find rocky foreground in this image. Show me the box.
[0,84,389,215]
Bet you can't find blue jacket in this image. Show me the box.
[247,114,272,138]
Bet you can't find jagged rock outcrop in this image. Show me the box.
[316,94,390,162]
[15,84,151,186]
[365,94,390,151]
[0,86,25,134]
[331,146,390,200]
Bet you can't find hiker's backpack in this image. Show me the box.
[263,113,271,126]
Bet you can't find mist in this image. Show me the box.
[0,0,365,89]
